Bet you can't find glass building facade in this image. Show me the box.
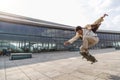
[0,12,120,53]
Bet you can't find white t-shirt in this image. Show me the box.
[83,29,97,37]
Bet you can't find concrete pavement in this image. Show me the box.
[0,49,120,80]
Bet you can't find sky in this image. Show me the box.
[0,0,120,31]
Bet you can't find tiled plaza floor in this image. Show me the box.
[0,49,120,80]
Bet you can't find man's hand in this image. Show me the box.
[64,41,70,46]
[103,14,108,18]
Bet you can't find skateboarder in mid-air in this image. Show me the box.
[64,14,108,64]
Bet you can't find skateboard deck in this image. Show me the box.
[80,52,97,64]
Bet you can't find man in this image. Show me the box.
[64,14,108,64]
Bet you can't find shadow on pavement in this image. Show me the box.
[109,75,120,80]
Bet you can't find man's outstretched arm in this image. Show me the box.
[92,14,108,25]
[85,14,108,31]
[64,33,80,46]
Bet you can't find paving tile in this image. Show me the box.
[20,68,47,80]
[0,70,5,80]
[76,67,102,76]
[95,78,106,80]
[6,72,30,80]
[70,71,97,80]
[53,74,83,80]
[38,77,52,80]
[96,72,112,80]
[44,70,62,78]
[6,67,19,72]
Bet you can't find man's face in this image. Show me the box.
[77,30,83,35]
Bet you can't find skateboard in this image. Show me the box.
[80,52,97,64]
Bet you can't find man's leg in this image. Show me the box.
[88,37,99,48]
[80,36,89,53]
[81,36,99,52]
[80,37,91,61]
[80,36,99,63]
[87,37,99,63]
